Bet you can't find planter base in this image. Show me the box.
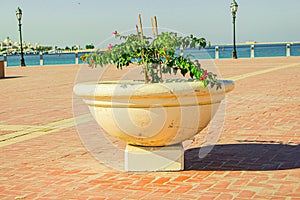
[125,143,184,172]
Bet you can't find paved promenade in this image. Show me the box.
[0,57,299,199]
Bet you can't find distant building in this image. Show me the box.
[245,41,257,44]
[0,36,36,54]
[1,37,18,52]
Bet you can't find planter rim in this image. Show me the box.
[74,79,234,98]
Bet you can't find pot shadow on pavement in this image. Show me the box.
[0,76,24,80]
[184,143,300,171]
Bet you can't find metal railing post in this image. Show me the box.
[286,43,290,57]
[215,46,219,59]
[251,45,254,58]
[39,52,43,66]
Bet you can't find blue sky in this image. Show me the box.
[0,0,299,48]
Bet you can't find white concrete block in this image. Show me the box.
[125,143,184,172]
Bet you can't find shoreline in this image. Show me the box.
[3,56,300,68]
[1,42,300,67]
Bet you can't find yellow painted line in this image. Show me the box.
[0,128,50,142]
[228,63,300,81]
[0,125,44,131]
[0,131,52,147]
[0,114,93,148]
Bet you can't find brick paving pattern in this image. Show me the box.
[0,57,299,199]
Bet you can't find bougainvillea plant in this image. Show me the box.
[81,15,221,88]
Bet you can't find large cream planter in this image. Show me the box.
[74,79,234,147]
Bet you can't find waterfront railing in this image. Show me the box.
[1,43,299,67]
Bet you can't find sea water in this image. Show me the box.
[0,52,87,67]
[191,43,300,59]
[1,43,299,67]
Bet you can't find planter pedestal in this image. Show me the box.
[125,143,184,172]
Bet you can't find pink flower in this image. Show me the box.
[200,70,208,81]
[113,30,118,35]
[200,76,206,81]
[89,60,94,68]
[107,44,113,52]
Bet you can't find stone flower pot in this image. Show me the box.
[74,79,234,171]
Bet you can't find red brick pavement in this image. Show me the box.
[0,57,300,199]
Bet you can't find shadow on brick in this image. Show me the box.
[185,143,300,170]
[0,76,24,80]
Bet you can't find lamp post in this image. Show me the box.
[231,0,238,59]
[16,7,26,66]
